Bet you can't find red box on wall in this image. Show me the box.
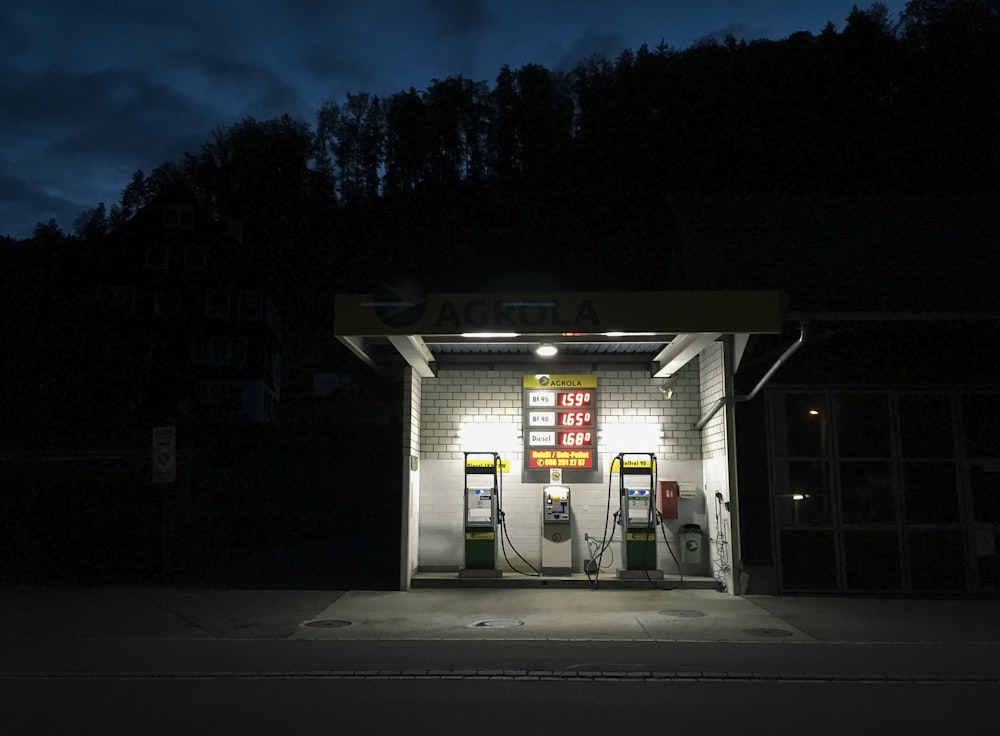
[657,480,679,519]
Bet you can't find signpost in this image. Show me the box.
[522,375,600,483]
[152,426,176,580]
[152,426,176,484]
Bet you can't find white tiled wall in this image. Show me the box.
[400,367,421,588]
[416,362,717,575]
[699,341,734,592]
[699,341,727,458]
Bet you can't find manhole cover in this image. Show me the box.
[469,618,524,628]
[743,627,793,637]
[302,619,352,628]
[658,609,705,619]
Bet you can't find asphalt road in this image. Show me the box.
[4,677,996,735]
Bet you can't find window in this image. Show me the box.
[839,460,895,524]
[770,392,828,458]
[192,337,248,366]
[96,286,134,317]
[194,382,242,415]
[133,289,154,319]
[899,394,954,458]
[145,242,169,269]
[238,291,263,320]
[162,203,194,229]
[265,297,282,339]
[834,393,890,458]
[902,461,959,523]
[271,352,282,391]
[773,460,832,526]
[184,243,207,271]
[205,290,231,319]
[154,289,181,319]
[260,386,276,419]
[962,393,1000,459]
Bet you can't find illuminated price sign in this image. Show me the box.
[558,410,593,427]
[558,390,593,407]
[557,430,592,447]
[523,375,598,477]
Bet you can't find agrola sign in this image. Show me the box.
[333,291,783,336]
[432,298,599,330]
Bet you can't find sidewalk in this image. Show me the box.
[2,585,999,643]
[2,586,999,682]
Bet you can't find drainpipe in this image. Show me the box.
[694,321,807,431]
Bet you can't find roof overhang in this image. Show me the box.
[334,291,783,378]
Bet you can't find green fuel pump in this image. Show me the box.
[616,452,665,580]
[459,451,502,578]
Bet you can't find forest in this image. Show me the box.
[7,2,999,282]
[1,0,998,435]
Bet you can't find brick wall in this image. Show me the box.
[401,367,422,586]
[416,363,712,574]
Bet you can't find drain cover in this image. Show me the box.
[469,618,524,628]
[303,619,352,628]
[658,609,705,619]
[743,627,793,637]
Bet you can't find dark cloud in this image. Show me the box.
[303,46,372,82]
[0,171,80,236]
[166,48,312,118]
[0,0,909,237]
[553,28,631,72]
[0,65,219,237]
[421,0,497,37]
[0,67,211,140]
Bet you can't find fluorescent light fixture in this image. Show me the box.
[457,421,520,451]
[461,332,520,338]
[535,344,558,357]
[603,332,656,337]
[600,422,663,454]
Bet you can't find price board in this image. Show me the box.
[522,375,600,483]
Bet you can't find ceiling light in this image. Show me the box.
[461,332,520,338]
[535,344,558,357]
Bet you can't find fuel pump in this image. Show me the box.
[541,485,572,575]
[460,451,502,578]
[616,452,664,580]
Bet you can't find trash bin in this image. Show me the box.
[680,523,703,565]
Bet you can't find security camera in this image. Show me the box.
[658,374,680,397]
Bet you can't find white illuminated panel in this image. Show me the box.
[458,421,520,452]
[528,391,556,407]
[601,422,662,455]
[529,411,555,426]
[529,431,556,446]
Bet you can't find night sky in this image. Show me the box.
[1,0,906,239]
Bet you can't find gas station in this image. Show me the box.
[334,290,786,593]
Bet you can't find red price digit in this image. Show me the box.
[559,431,592,446]
[561,411,592,427]
[559,391,592,407]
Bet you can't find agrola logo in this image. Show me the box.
[538,375,551,387]
[371,282,427,328]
